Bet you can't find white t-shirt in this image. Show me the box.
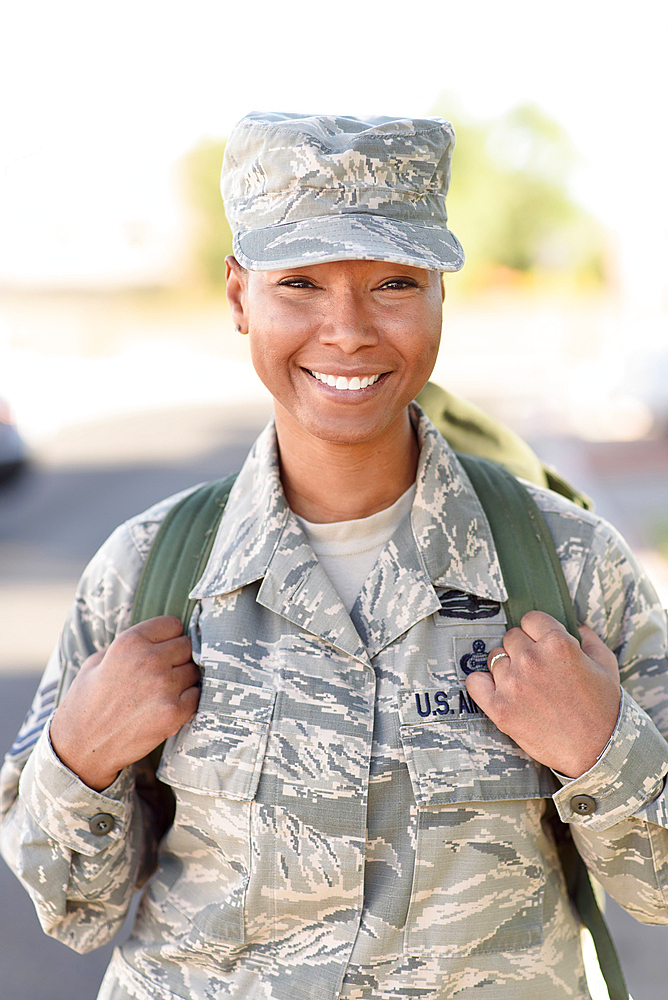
[294,484,416,614]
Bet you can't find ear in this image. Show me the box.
[225,256,248,332]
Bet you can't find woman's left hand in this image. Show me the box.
[465,610,621,778]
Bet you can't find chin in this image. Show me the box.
[273,391,415,449]
[306,423,377,446]
[305,411,406,448]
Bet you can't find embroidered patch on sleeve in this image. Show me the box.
[8,680,59,760]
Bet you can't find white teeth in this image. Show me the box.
[309,371,382,391]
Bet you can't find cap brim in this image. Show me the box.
[234,213,464,272]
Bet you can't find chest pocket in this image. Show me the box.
[158,676,276,799]
[398,687,555,958]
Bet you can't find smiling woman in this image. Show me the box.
[2,112,668,1000]
[226,257,444,520]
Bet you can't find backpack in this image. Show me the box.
[130,384,627,1000]
[415,381,593,510]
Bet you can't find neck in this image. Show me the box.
[275,407,419,523]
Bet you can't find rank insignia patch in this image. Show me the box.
[459,639,490,674]
[452,636,505,679]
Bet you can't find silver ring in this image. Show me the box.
[489,652,510,670]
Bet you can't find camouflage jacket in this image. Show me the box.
[2,407,668,1000]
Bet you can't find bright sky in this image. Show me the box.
[1,0,666,305]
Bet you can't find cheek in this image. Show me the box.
[249,335,278,384]
[409,321,441,370]
[414,343,440,386]
[407,327,441,391]
[248,333,302,403]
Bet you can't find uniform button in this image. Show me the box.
[570,794,597,816]
[89,813,115,836]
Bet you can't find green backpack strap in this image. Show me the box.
[130,473,238,630]
[457,453,579,637]
[130,473,237,882]
[458,452,628,1000]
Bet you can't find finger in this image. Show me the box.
[578,625,620,680]
[465,669,496,713]
[177,684,201,721]
[498,624,528,658]
[157,634,193,666]
[80,649,106,672]
[157,681,201,738]
[518,610,571,642]
[128,615,185,642]
[171,660,201,691]
[487,645,510,675]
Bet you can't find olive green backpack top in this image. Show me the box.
[130,383,626,1000]
[415,381,593,510]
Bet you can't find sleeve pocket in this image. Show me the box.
[158,680,276,801]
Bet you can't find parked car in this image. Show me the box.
[0,397,27,483]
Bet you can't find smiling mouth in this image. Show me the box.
[307,370,384,391]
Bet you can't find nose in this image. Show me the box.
[318,289,378,353]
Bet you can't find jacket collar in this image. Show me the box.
[409,405,507,600]
[191,405,507,657]
[190,422,371,662]
[192,420,291,599]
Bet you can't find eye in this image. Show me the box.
[379,277,419,290]
[277,276,318,289]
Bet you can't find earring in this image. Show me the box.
[234,324,241,332]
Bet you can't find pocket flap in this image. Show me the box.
[158,682,276,800]
[398,686,556,806]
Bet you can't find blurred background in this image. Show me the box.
[1,2,667,998]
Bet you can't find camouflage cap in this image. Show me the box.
[221,112,464,272]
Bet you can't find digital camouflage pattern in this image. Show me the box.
[2,406,668,1000]
[222,113,465,273]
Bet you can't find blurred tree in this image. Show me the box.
[439,103,606,293]
[181,139,231,289]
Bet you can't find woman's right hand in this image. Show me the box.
[50,616,200,791]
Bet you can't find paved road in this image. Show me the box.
[1,405,667,999]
